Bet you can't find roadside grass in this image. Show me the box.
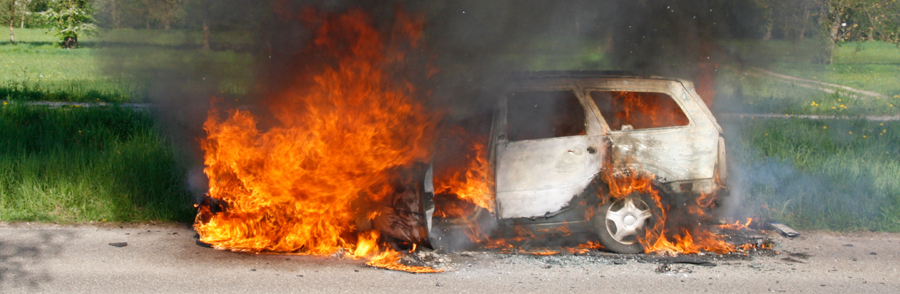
[713,69,900,116]
[0,104,195,222]
[713,40,900,231]
[722,40,900,94]
[1,29,255,103]
[725,119,900,231]
[768,41,900,97]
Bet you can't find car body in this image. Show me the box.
[375,71,727,253]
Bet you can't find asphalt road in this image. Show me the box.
[1,222,897,293]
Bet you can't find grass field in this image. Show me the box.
[1,28,255,103]
[715,40,900,116]
[0,104,195,222]
[724,119,900,231]
[711,40,900,231]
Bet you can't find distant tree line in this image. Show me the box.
[2,0,899,52]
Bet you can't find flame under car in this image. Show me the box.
[374,71,728,254]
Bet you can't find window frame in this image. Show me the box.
[498,85,596,143]
[582,88,695,134]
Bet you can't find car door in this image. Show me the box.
[493,88,607,219]
[584,83,718,184]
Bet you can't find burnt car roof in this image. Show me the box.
[511,70,671,81]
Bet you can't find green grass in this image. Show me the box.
[769,42,900,97]
[714,40,900,231]
[725,119,900,231]
[714,69,900,116]
[1,28,255,103]
[0,104,195,222]
[716,40,900,116]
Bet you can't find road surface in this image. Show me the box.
[1,222,897,293]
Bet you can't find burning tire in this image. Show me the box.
[593,192,658,254]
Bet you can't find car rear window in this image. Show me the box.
[589,91,689,130]
[506,91,586,141]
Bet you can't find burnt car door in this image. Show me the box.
[493,86,608,219]
[583,80,719,190]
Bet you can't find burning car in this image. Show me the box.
[376,71,729,254]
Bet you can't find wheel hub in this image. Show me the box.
[605,197,653,244]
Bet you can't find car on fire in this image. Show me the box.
[374,71,728,254]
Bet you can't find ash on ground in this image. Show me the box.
[399,226,778,271]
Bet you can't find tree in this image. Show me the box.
[42,0,96,48]
[0,0,20,44]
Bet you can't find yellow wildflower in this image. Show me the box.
[823,126,827,129]
[849,131,853,134]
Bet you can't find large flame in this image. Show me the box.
[433,130,494,218]
[194,8,439,272]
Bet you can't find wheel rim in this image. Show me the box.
[605,196,653,245]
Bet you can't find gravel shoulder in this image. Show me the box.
[0,222,897,293]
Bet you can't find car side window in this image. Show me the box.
[589,91,689,131]
[506,91,586,141]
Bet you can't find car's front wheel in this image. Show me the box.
[593,192,657,254]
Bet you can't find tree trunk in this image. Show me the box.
[202,0,210,51]
[602,27,614,54]
[798,4,811,41]
[63,36,77,49]
[111,0,120,29]
[202,19,210,51]
[20,12,25,28]
[821,3,844,65]
[8,20,15,44]
[762,6,773,41]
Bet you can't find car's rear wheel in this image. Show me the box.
[593,192,657,254]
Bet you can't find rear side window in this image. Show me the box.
[589,91,689,130]
[506,91,585,141]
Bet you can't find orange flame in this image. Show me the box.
[718,217,754,231]
[194,8,440,272]
[433,130,494,219]
[601,169,736,255]
[597,91,690,130]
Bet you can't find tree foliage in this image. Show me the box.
[41,0,96,48]
[827,0,900,44]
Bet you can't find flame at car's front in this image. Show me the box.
[194,8,441,273]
